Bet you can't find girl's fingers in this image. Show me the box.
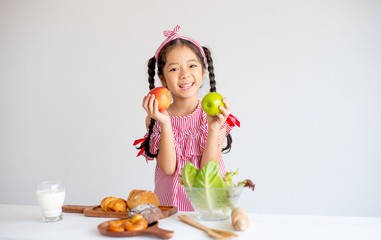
[218,105,229,118]
[147,94,156,113]
[142,95,150,112]
[143,94,171,125]
[219,100,230,119]
[143,94,158,116]
[152,99,160,115]
[216,112,225,122]
[222,98,230,112]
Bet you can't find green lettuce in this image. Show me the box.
[224,169,238,187]
[181,162,198,187]
[192,160,225,188]
[182,160,238,188]
[182,160,236,212]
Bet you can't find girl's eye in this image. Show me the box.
[169,68,179,72]
[190,64,197,68]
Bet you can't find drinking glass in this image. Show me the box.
[36,180,65,223]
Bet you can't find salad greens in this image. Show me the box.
[224,169,239,187]
[181,162,198,188]
[181,160,238,188]
[181,160,255,216]
[181,160,241,212]
[191,160,225,188]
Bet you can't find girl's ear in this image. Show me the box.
[202,69,206,80]
[159,75,167,87]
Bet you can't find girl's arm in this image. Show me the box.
[200,98,230,168]
[156,120,177,175]
[200,126,227,168]
[143,94,177,175]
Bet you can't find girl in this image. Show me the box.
[134,25,238,211]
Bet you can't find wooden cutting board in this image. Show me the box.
[62,205,177,219]
[98,220,175,239]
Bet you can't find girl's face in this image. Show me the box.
[160,45,205,101]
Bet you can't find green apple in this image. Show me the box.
[201,92,225,116]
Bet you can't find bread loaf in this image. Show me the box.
[101,197,127,212]
[127,190,159,209]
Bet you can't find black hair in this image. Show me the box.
[137,39,233,157]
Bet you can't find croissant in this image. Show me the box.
[127,190,160,210]
[101,197,127,212]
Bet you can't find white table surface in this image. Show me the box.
[0,204,380,240]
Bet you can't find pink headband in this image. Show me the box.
[154,25,207,66]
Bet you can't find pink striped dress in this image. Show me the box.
[141,101,234,211]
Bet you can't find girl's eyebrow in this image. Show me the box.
[166,59,198,68]
[166,62,178,68]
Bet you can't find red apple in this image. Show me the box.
[201,92,225,116]
[149,87,172,112]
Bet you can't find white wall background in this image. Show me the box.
[1,0,380,217]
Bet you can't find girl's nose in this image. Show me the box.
[180,69,190,79]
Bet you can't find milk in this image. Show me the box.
[36,189,65,217]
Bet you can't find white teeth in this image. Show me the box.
[180,83,193,89]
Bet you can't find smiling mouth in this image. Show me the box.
[179,82,194,90]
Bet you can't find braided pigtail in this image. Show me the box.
[142,118,158,158]
[136,57,159,158]
[203,47,232,153]
[202,47,216,93]
[147,57,156,90]
[223,132,233,153]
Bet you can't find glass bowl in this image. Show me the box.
[183,186,243,220]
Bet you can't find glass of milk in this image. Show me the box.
[36,180,65,223]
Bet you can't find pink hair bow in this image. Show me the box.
[163,25,181,38]
[154,25,207,66]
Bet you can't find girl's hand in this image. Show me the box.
[206,97,231,131]
[142,94,171,126]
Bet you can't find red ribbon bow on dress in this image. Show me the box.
[133,137,147,157]
[226,114,240,127]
